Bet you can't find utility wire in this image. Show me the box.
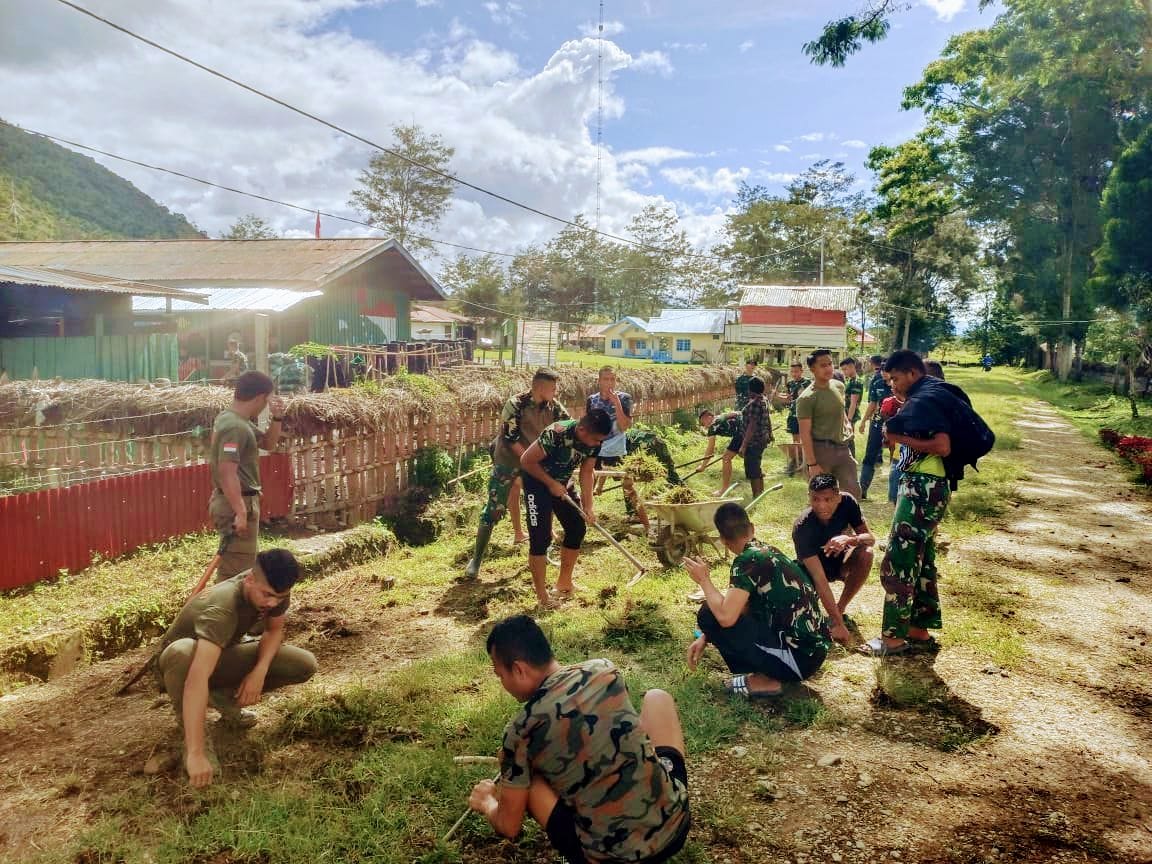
[50,0,729,262]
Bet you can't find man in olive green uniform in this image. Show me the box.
[795,349,861,499]
[209,371,285,581]
[465,368,568,579]
[155,548,317,788]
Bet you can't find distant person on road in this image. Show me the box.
[792,473,875,643]
[208,371,285,581]
[155,548,316,788]
[858,354,892,500]
[795,349,861,499]
[471,615,691,864]
[685,502,830,699]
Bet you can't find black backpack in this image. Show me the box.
[936,381,995,490]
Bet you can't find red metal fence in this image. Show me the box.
[0,454,292,590]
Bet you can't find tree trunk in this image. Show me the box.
[1072,340,1083,381]
[901,312,911,350]
[1113,358,1126,394]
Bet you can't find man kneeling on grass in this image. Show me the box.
[470,615,691,864]
[154,548,317,788]
[792,472,875,645]
[685,503,830,699]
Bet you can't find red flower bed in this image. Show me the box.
[1106,431,1152,481]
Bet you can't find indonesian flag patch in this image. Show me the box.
[222,442,239,455]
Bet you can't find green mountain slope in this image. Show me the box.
[0,121,203,241]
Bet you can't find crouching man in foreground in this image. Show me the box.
[470,615,691,863]
[154,548,317,787]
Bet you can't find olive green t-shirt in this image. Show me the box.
[794,381,848,443]
[210,409,262,493]
[159,575,289,653]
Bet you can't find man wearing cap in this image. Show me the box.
[154,548,317,787]
[209,371,285,582]
[858,354,892,500]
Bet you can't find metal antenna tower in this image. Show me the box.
[595,0,604,235]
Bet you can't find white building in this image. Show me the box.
[602,317,650,358]
[645,309,735,364]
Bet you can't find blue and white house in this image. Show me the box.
[644,309,735,363]
[602,316,650,358]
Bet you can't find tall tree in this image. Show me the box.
[898,0,1152,378]
[219,213,278,240]
[440,253,517,330]
[349,124,455,253]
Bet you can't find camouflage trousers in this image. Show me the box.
[879,472,951,639]
[479,464,520,527]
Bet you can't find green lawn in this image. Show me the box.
[18,365,1110,864]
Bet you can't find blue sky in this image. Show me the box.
[0,0,994,261]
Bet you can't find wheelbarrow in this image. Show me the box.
[644,495,742,567]
[644,483,785,568]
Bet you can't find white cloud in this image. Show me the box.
[616,147,698,165]
[758,171,798,184]
[483,2,523,27]
[0,2,718,259]
[841,139,867,149]
[663,41,708,52]
[738,40,755,53]
[631,50,674,77]
[798,131,829,142]
[921,0,966,21]
[579,19,625,37]
[660,166,750,198]
[773,144,791,153]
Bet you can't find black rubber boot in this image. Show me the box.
[465,523,494,579]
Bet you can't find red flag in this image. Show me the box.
[314,211,321,239]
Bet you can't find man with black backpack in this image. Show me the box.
[860,350,994,656]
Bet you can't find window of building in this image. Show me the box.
[635,339,647,350]
[676,339,691,352]
[610,339,622,349]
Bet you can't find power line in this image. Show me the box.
[50,0,729,263]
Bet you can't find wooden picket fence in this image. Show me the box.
[0,381,731,587]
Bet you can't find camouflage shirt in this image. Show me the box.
[729,538,831,657]
[706,411,743,439]
[535,420,600,485]
[785,377,811,419]
[734,373,759,410]
[499,659,690,863]
[740,394,772,448]
[844,376,865,423]
[866,371,892,425]
[494,392,569,470]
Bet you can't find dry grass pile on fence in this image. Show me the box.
[0,365,739,437]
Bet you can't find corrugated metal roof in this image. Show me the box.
[132,287,322,312]
[411,303,472,324]
[0,263,206,300]
[739,285,859,311]
[602,316,648,334]
[645,308,736,335]
[0,239,386,283]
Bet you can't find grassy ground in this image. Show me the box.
[1019,369,1152,439]
[18,366,1137,864]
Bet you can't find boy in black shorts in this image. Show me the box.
[471,615,690,864]
[697,408,744,496]
[739,376,772,497]
[791,473,875,644]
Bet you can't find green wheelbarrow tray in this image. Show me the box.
[644,496,742,567]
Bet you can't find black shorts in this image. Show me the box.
[743,445,765,480]
[595,455,623,470]
[786,415,800,436]
[522,475,586,556]
[724,433,743,455]
[545,746,691,864]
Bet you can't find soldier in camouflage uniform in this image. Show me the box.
[614,426,683,530]
[519,411,611,606]
[696,409,743,495]
[782,361,811,476]
[733,359,759,410]
[862,350,954,657]
[471,615,690,864]
[685,502,830,698]
[465,369,568,579]
[840,357,865,459]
